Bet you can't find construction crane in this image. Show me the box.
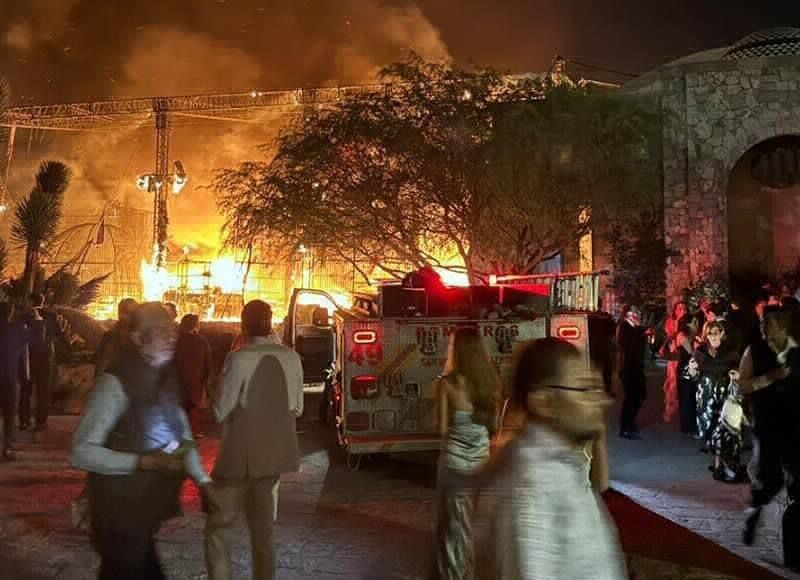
[0,84,391,267]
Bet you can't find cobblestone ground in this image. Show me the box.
[0,392,786,580]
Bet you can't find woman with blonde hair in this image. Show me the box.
[431,327,498,580]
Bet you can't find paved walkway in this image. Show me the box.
[608,364,797,580]
[0,381,793,579]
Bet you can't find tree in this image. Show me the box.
[11,160,73,294]
[479,85,660,274]
[216,55,541,283]
[215,56,660,283]
[607,206,674,311]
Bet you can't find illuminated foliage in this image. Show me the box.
[216,56,659,283]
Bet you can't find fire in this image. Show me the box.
[208,256,249,294]
[140,247,171,301]
[434,267,470,287]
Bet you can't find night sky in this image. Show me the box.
[0,0,798,104]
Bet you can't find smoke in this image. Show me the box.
[4,0,81,52]
[1,0,450,256]
[119,27,263,97]
[328,0,449,82]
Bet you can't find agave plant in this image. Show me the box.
[11,160,73,294]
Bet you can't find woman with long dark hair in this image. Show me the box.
[431,328,498,580]
[668,318,698,436]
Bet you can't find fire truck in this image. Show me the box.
[284,270,611,470]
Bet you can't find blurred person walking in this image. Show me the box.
[738,305,800,570]
[740,306,800,564]
[174,314,213,437]
[430,328,498,580]
[71,302,210,580]
[93,298,138,378]
[0,302,28,461]
[204,300,304,580]
[479,337,623,579]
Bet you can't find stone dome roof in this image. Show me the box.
[723,27,800,60]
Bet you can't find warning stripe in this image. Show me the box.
[376,343,417,378]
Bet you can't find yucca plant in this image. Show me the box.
[0,240,8,283]
[72,273,111,311]
[11,160,73,294]
[45,269,80,306]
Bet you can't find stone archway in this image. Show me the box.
[727,135,800,296]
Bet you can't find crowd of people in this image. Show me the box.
[644,287,800,570]
[0,292,73,461]
[3,285,800,578]
[71,298,303,580]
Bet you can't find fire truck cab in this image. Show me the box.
[286,271,611,469]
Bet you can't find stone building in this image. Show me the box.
[625,27,800,303]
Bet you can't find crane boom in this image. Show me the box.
[0,84,390,129]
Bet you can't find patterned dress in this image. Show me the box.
[710,382,745,476]
[694,345,739,446]
[431,409,489,580]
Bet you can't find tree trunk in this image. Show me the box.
[23,246,38,296]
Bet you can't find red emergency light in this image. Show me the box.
[353,330,377,344]
[351,375,379,399]
[556,325,582,340]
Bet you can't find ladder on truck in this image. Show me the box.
[491,270,609,312]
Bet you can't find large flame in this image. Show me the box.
[434,267,470,287]
[140,247,172,301]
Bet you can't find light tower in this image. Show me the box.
[135,101,188,269]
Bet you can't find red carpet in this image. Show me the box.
[605,490,781,579]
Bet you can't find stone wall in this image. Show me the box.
[629,55,800,305]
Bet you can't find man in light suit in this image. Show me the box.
[204,300,304,580]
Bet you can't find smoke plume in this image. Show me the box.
[0,0,450,255]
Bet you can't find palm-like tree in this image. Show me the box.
[11,160,73,294]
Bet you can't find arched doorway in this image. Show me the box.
[727,135,800,297]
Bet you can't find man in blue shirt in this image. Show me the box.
[0,302,29,461]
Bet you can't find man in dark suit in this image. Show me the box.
[617,304,647,440]
[19,292,72,431]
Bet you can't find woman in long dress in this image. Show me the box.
[431,328,499,580]
[709,370,748,482]
[669,320,698,436]
[691,322,739,451]
[661,302,688,422]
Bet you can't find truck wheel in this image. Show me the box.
[346,452,362,472]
